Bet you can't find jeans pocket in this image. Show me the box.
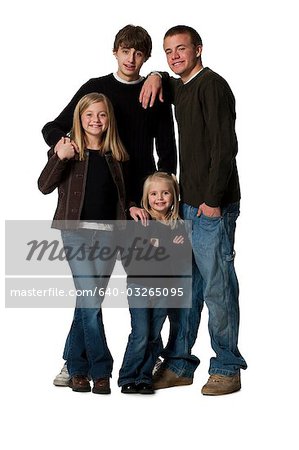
[197,213,222,233]
[193,214,222,252]
[200,212,222,221]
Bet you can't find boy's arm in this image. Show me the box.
[38,140,74,194]
[139,72,173,108]
[201,79,238,209]
[41,79,97,147]
[153,77,177,175]
[38,151,69,194]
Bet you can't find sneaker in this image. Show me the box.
[152,357,163,376]
[53,362,70,387]
[153,365,193,390]
[201,373,241,396]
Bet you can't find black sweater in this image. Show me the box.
[42,74,177,205]
[167,68,240,208]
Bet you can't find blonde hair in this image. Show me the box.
[141,172,180,226]
[70,92,129,161]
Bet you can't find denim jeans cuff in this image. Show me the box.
[135,378,153,385]
[209,368,240,377]
[164,363,195,379]
[90,372,112,381]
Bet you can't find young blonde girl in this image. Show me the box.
[118,172,190,394]
[38,93,128,394]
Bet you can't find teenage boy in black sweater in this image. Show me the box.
[42,25,177,387]
[42,25,176,210]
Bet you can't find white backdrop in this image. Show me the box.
[1,1,298,449]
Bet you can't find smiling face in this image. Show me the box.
[81,101,109,147]
[163,32,202,83]
[148,180,174,220]
[114,46,146,81]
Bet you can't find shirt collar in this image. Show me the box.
[183,67,205,85]
[113,72,144,84]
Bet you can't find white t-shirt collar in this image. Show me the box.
[183,67,205,85]
[113,72,144,84]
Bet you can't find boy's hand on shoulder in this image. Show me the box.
[139,73,164,109]
[54,137,77,161]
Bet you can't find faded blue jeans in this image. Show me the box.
[162,202,247,377]
[61,229,117,380]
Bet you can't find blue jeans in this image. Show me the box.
[118,283,167,386]
[61,229,117,380]
[162,202,247,377]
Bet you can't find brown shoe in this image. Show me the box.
[201,373,241,396]
[69,375,91,393]
[153,366,193,390]
[92,378,111,394]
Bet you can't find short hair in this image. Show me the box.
[113,24,152,60]
[164,25,202,47]
[71,93,128,162]
[141,172,180,225]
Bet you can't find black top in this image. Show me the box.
[42,73,177,205]
[80,151,118,221]
[167,68,240,208]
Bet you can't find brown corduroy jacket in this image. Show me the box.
[38,148,128,229]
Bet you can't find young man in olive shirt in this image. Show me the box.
[142,25,247,395]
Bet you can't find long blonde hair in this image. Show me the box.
[70,92,129,161]
[141,172,180,226]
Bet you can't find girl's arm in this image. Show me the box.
[38,139,75,194]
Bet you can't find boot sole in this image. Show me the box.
[92,388,111,394]
[201,386,241,396]
[154,380,193,390]
[53,380,70,387]
[70,387,91,393]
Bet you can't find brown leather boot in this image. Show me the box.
[153,366,193,389]
[68,375,91,393]
[201,373,241,395]
[92,378,111,394]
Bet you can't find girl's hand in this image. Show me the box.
[173,235,184,244]
[54,137,77,160]
[129,207,150,226]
